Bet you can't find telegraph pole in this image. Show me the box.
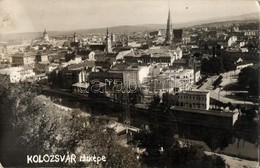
[123,75,131,141]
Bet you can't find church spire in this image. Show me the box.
[106,27,109,36]
[164,9,172,45]
[105,28,112,53]
[73,32,78,42]
[43,29,49,42]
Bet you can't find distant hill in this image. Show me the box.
[74,25,166,34]
[1,12,259,41]
[188,12,259,28]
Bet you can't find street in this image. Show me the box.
[195,70,255,105]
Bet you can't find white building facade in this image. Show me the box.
[177,91,210,110]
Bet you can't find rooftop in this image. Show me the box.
[179,90,209,95]
[89,72,123,79]
[172,106,236,117]
[0,67,24,75]
[72,82,89,89]
[12,52,36,58]
[67,61,95,71]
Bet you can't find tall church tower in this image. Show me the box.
[73,32,78,42]
[43,29,49,42]
[105,28,112,53]
[164,10,172,45]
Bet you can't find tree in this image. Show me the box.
[65,52,76,62]
[163,145,227,168]
[204,130,233,152]
[128,87,144,105]
[238,66,259,96]
[0,80,141,167]
[201,56,224,75]
[220,54,237,72]
[229,105,236,112]
[227,102,232,108]
[236,104,242,115]
[162,92,175,108]
[244,108,257,120]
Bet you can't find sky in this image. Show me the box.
[0,0,259,34]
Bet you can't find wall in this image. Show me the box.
[171,107,237,130]
[177,91,210,110]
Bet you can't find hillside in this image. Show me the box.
[0,12,258,41]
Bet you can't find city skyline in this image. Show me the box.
[0,0,259,34]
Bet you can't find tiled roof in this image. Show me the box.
[67,61,95,70]
[89,72,123,79]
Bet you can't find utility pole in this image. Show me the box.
[123,76,131,142]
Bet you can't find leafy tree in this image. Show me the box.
[204,130,233,152]
[162,92,175,108]
[220,54,237,71]
[0,80,140,167]
[229,105,236,112]
[65,52,76,62]
[238,66,259,96]
[153,95,161,105]
[236,104,242,115]
[163,145,227,168]
[201,56,224,75]
[128,87,144,105]
[243,108,257,120]
[227,102,232,107]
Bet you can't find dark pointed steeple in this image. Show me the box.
[164,9,172,45]
[105,28,112,53]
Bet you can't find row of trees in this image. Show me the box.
[199,44,249,75]
[201,56,224,75]
[0,80,140,167]
[200,53,241,75]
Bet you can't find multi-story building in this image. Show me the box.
[124,49,176,65]
[177,91,210,110]
[35,53,49,63]
[110,64,150,86]
[164,68,194,91]
[194,70,201,83]
[12,52,35,67]
[147,68,195,95]
[45,63,59,74]
[0,66,35,83]
[188,56,201,70]
[172,29,183,43]
[227,36,237,47]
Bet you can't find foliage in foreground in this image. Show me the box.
[0,82,140,167]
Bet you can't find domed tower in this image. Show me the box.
[73,32,78,42]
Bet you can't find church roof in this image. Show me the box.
[89,44,106,51]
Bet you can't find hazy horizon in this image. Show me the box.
[0,0,259,34]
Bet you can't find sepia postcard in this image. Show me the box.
[0,0,259,167]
